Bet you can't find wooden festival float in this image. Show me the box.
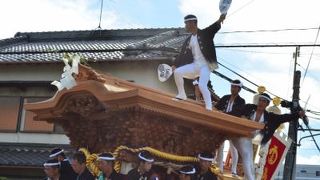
[24,62,264,179]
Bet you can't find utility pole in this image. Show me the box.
[283,46,301,180]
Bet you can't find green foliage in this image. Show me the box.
[62,53,88,65]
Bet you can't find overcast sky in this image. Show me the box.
[1,0,320,165]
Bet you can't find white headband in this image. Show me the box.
[180,168,196,174]
[98,156,115,161]
[43,162,60,167]
[184,17,197,22]
[259,94,272,102]
[49,149,64,158]
[198,154,213,162]
[138,153,154,162]
[231,82,242,87]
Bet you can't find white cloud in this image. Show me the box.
[178,0,220,28]
[297,154,320,165]
[0,0,95,38]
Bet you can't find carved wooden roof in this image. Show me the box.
[24,65,264,156]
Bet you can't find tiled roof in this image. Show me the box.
[0,28,187,64]
[0,143,73,167]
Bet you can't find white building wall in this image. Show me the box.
[274,164,320,179]
[0,61,178,94]
[0,60,195,145]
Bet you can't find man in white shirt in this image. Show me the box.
[172,14,225,110]
[214,80,245,176]
[230,93,305,180]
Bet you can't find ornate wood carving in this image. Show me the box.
[56,105,225,155]
[75,65,106,83]
[62,93,105,118]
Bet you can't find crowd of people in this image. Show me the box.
[43,148,219,180]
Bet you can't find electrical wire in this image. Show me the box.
[298,128,320,131]
[304,125,320,154]
[227,0,256,17]
[298,133,320,146]
[302,26,320,85]
[217,56,266,86]
[217,60,289,100]
[219,27,320,34]
[97,0,104,29]
[307,110,320,115]
[220,48,292,55]
[216,59,320,123]
[307,116,320,121]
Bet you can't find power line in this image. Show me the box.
[296,63,320,97]
[215,43,320,48]
[302,26,320,85]
[212,70,256,94]
[218,57,266,86]
[216,58,320,117]
[220,48,292,55]
[97,0,104,29]
[217,60,289,100]
[219,27,320,34]
[228,0,256,17]
[216,61,320,157]
[2,43,320,55]
[307,116,320,121]
[307,110,320,115]
[221,48,320,56]
[298,128,320,131]
[300,128,320,154]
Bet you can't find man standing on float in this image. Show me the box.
[172,13,226,110]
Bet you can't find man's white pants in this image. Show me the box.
[217,141,238,174]
[231,137,255,180]
[174,63,212,110]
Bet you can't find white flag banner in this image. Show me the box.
[256,132,292,180]
[219,0,232,15]
[51,54,80,91]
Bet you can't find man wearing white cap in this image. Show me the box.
[172,13,226,111]
[178,165,196,180]
[197,152,218,180]
[43,159,62,180]
[49,148,77,180]
[96,152,125,180]
[127,151,154,180]
[230,93,306,180]
[214,79,245,176]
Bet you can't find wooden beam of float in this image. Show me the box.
[24,65,263,156]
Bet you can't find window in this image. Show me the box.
[316,171,320,176]
[21,97,54,132]
[300,170,307,173]
[0,97,21,132]
[0,95,65,134]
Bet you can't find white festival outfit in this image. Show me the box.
[214,81,244,175]
[216,99,239,174]
[230,112,264,180]
[173,14,221,111]
[174,34,214,110]
[229,93,302,180]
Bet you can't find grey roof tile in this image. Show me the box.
[0,28,188,64]
[0,143,73,167]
